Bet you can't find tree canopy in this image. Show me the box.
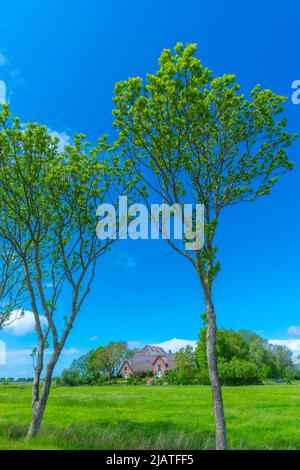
[113,42,296,284]
[196,328,299,385]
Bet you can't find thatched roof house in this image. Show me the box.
[119,345,175,378]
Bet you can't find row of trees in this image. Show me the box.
[171,330,299,386]
[59,331,300,387]
[58,342,134,386]
[0,43,296,448]
[0,377,33,383]
[195,329,299,385]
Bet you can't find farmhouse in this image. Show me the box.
[119,345,175,378]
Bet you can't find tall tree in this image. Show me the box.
[68,350,98,384]
[0,105,131,436]
[93,341,129,383]
[112,43,296,449]
[174,345,198,385]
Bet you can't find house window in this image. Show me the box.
[156,363,162,377]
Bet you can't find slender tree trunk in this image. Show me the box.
[203,290,227,450]
[27,395,48,438]
[27,360,56,438]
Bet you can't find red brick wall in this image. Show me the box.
[152,357,168,377]
[120,362,133,378]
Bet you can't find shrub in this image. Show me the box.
[127,371,153,385]
[218,358,261,385]
[53,376,61,387]
[61,369,87,387]
[96,374,110,385]
[163,370,178,384]
[197,369,210,385]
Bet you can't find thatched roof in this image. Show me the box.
[153,354,175,369]
[120,345,175,373]
[140,345,166,355]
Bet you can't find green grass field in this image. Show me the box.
[0,383,300,450]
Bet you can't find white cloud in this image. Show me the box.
[0,345,82,377]
[128,338,197,353]
[90,336,98,342]
[0,53,7,67]
[48,128,71,152]
[6,348,33,365]
[0,80,6,104]
[0,340,5,365]
[268,339,300,363]
[152,338,197,353]
[3,310,47,336]
[4,347,81,369]
[287,326,300,338]
[6,347,81,364]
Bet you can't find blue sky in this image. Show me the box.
[0,0,300,377]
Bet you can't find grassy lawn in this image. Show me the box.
[0,383,299,450]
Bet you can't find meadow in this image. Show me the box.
[0,383,299,450]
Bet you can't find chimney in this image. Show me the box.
[168,350,172,354]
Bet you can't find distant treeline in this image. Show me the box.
[0,377,33,383]
[56,330,300,387]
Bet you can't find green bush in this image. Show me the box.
[61,369,87,387]
[53,376,61,387]
[218,358,261,385]
[163,370,178,384]
[197,369,210,385]
[95,374,110,386]
[127,371,153,385]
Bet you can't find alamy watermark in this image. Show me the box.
[291,80,300,104]
[0,340,6,365]
[96,196,204,250]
